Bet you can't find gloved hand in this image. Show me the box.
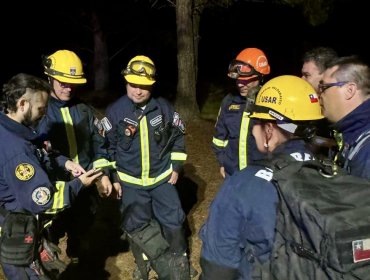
[39,238,67,275]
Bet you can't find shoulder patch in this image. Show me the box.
[150,115,163,127]
[32,187,51,205]
[124,118,138,127]
[15,163,35,181]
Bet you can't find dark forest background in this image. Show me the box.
[1,0,368,115]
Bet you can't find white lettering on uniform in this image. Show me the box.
[255,169,273,181]
[290,152,313,161]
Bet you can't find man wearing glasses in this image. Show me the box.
[37,50,115,265]
[212,48,270,178]
[318,56,370,178]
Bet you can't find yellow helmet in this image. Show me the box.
[122,55,156,86]
[43,50,86,84]
[249,75,323,122]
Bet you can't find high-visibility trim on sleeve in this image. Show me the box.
[213,137,228,147]
[45,181,66,214]
[93,158,116,169]
[171,152,187,161]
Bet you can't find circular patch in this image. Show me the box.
[32,187,51,206]
[125,128,132,136]
[15,163,35,181]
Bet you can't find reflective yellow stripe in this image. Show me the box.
[171,152,187,161]
[93,159,116,169]
[43,220,53,229]
[212,137,228,147]
[117,166,173,187]
[60,107,79,163]
[239,112,250,170]
[45,181,66,214]
[140,117,150,180]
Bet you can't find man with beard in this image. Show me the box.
[0,73,102,279]
[212,48,271,177]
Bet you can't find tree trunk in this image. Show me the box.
[175,0,200,121]
[91,12,110,91]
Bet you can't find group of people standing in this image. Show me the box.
[0,44,370,280]
[0,51,191,280]
[200,46,370,279]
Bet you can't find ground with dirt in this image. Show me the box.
[0,118,223,280]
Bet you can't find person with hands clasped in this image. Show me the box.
[0,73,102,279]
[104,55,191,279]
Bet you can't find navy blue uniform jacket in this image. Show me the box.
[334,98,370,178]
[200,140,314,279]
[212,93,265,176]
[0,113,83,220]
[105,95,187,188]
[37,97,109,177]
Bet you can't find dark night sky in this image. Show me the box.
[1,0,368,101]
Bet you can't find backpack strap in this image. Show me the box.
[253,154,304,180]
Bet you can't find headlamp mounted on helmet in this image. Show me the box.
[228,60,262,79]
[122,60,156,81]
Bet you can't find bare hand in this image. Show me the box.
[220,167,226,178]
[65,160,86,177]
[168,171,179,185]
[97,176,122,199]
[112,182,122,199]
[78,169,103,187]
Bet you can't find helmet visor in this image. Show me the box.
[122,60,156,80]
[247,103,290,121]
[228,60,261,79]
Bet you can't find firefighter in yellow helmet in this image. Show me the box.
[37,50,116,264]
[212,47,271,178]
[103,55,193,279]
[200,75,323,280]
[43,49,87,85]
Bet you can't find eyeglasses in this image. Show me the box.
[55,79,76,89]
[318,81,349,93]
[122,60,156,80]
[228,60,261,79]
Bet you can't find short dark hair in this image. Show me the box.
[327,56,370,96]
[302,47,338,73]
[1,73,51,113]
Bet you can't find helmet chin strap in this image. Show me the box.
[246,85,261,104]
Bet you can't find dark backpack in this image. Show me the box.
[261,157,370,280]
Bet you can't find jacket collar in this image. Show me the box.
[0,112,38,141]
[333,99,370,144]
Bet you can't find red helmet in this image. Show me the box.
[228,48,270,80]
